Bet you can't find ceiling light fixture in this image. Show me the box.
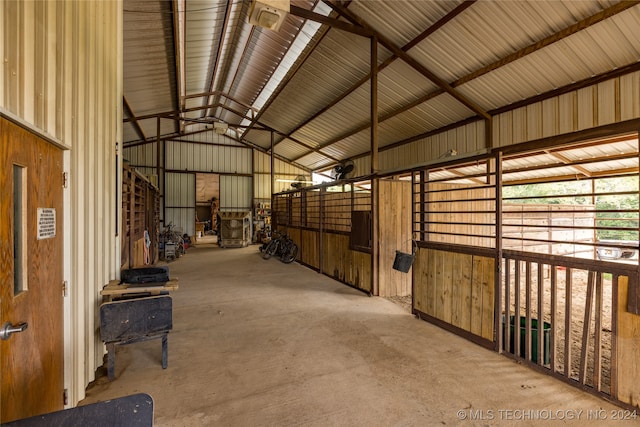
[248,0,290,32]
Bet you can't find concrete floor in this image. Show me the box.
[82,244,627,426]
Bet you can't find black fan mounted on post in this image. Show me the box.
[333,160,355,180]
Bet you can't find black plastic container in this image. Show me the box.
[121,266,169,284]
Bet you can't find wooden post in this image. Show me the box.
[370,35,378,174]
[494,152,503,351]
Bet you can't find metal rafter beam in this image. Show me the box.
[327,1,489,120]
[272,1,476,152]
[123,96,147,142]
[291,1,638,167]
[244,1,331,137]
[185,91,258,116]
[203,0,233,119]
[545,150,593,178]
[165,0,182,136]
[288,4,373,37]
[452,1,639,89]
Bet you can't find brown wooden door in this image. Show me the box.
[0,117,64,423]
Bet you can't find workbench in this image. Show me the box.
[100,279,178,380]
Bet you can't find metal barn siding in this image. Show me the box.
[123,142,157,168]
[371,120,486,172]
[220,175,253,211]
[253,150,310,198]
[166,140,252,174]
[165,172,196,235]
[494,72,640,148]
[621,71,640,120]
[1,1,122,407]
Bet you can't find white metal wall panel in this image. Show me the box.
[558,92,577,135]
[526,103,543,143]
[577,86,596,131]
[254,173,271,199]
[1,1,123,407]
[597,79,618,126]
[164,208,196,237]
[620,71,640,121]
[123,142,156,167]
[494,73,640,148]
[164,172,195,236]
[220,175,252,211]
[166,140,251,173]
[181,129,246,146]
[541,98,559,138]
[165,172,195,207]
[375,121,486,172]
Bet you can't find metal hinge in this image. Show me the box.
[62,280,68,297]
[63,388,68,406]
[62,171,69,188]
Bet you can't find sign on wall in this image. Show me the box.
[37,208,56,239]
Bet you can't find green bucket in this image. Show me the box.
[502,315,551,365]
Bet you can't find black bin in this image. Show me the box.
[121,266,169,284]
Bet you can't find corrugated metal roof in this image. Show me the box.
[123,0,178,142]
[122,0,640,176]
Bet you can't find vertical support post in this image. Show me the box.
[270,131,275,233]
[514,260,521,357]
[504,258,511,355]
[564,268,572,378]
[370,35,378,174]
[270,131,275,196]
[525,261,532,361]
[610,274,619,398]
[369,35,379,296]
[372,178,379,296]
[156,116,162,223]
[485,116,493,150]
[319,186,325,274]
[537,262,544,365]
[421,170,429,242]
[129,171,135,268]
[494,152,503,351]
[550,264,557,371]
[579,271,595,384]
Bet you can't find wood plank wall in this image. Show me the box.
[378,179,412,297]
[322,233,372,293]
[413,247,495,342]
[301,229,319,269]
[616,275,640,407]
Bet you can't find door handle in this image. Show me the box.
[0,322,28,340]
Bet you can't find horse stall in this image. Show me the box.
[272,177,413,297]
[410,145,640,409]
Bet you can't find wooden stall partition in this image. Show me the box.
[377,179,412,297]
[413,246,495,346]
[616,275,640,407]
[323,232,372,293]
[288,227,301,262]
[301,229,320,269]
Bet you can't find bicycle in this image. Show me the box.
[261,231,299,264]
